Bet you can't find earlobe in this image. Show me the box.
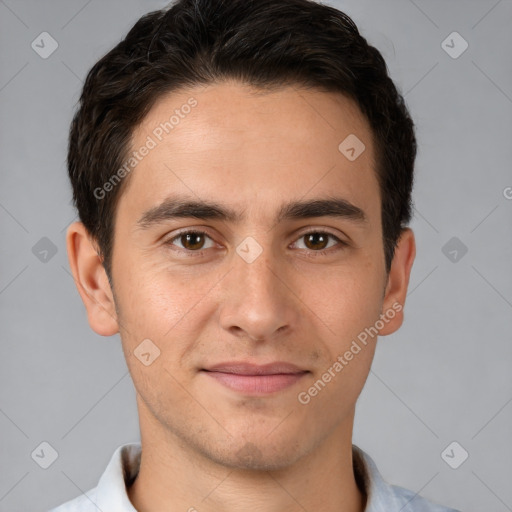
[378,228,416,336]
[66,221,119,336]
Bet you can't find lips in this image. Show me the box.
[203,361,307,375]
[201,361,309,394]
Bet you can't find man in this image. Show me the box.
[50,0,460,510]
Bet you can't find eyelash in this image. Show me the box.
[163,229,348,258]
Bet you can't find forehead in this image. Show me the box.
[119,81,379,227]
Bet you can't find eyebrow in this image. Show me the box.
[136,194,369,230]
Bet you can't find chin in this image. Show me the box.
[202,435,307,472]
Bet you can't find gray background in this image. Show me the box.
[1,0,511,511]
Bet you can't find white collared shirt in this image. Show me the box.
[48,442,460,511]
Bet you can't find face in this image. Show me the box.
[74,81,414,471]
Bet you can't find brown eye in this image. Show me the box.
[179,232,206,250]
[293,231,343,253]
[166,231,215,252]
[303,232,330,251]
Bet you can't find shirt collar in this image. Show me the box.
[353,444,404,511]
[95,442,140,511]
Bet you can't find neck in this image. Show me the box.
[128,398,366,512]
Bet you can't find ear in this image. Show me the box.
[378,228,416,336]
[66,221,119,336]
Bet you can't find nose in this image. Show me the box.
[217,246,299,342]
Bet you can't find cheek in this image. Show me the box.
[113,253,220,366]
[113,249,194,322]
[295,264,383,413]
[115,268,206,403]
[300,260,385,345]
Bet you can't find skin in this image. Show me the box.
[66,81,415,512]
